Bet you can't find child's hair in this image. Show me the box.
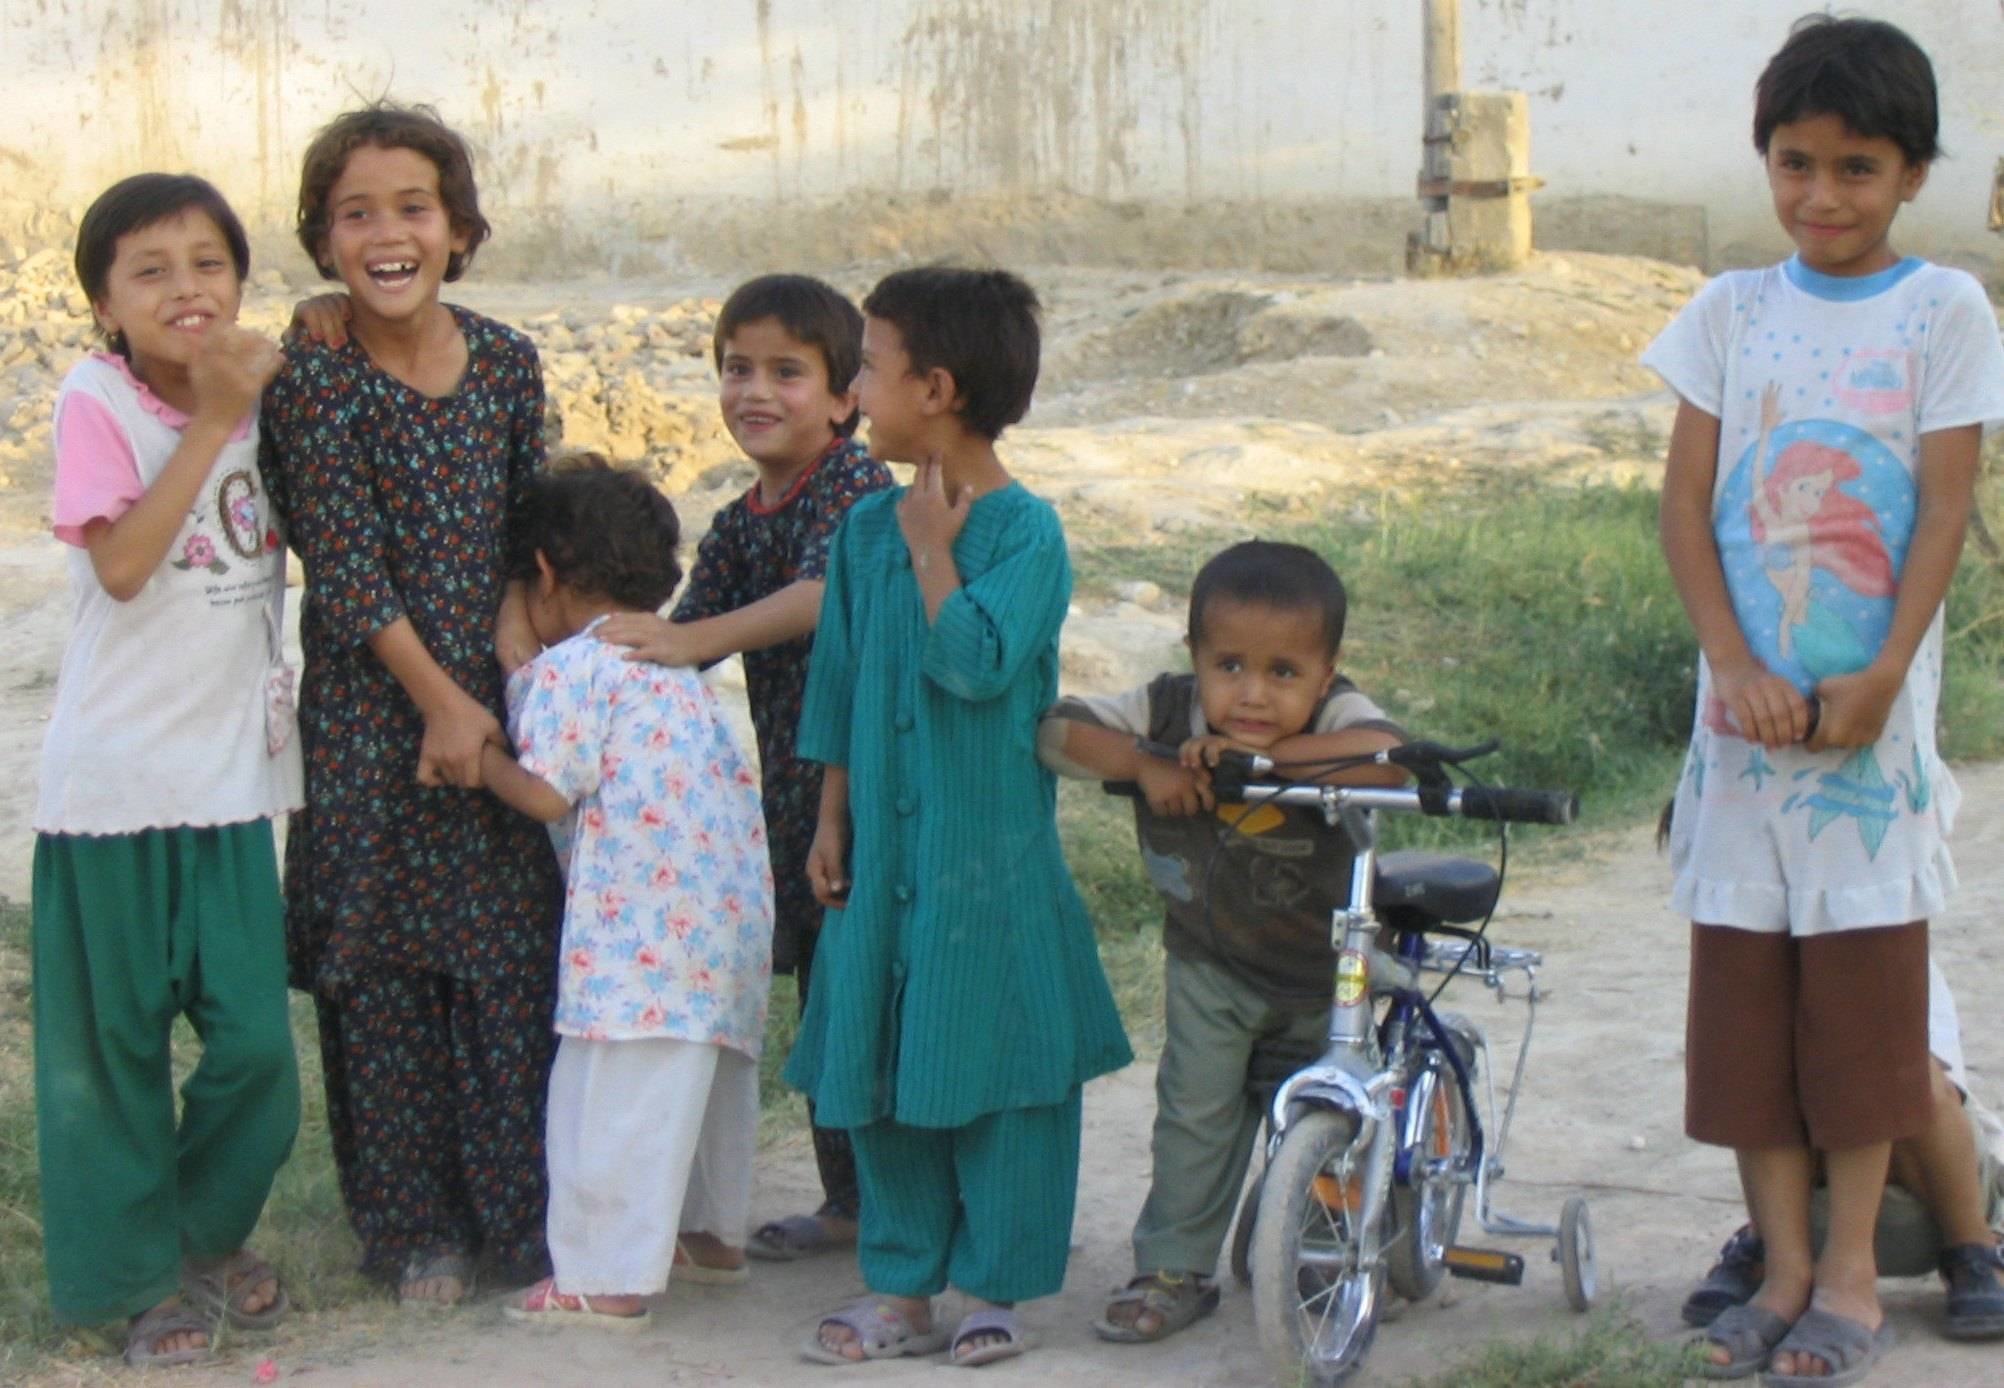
[712,274,866,436]
[516,453,683,610]
[861,267,1040,440]
[75,174,251,354]
[1754,14,1939,166]
[1187,540,1348,656]
[295,101,492,282]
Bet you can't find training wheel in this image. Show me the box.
[1557,1194,1597,1311]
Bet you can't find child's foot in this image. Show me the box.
[951,1303,1028,1366]
[674,1232,750,1285]
[1093,1271,1220,1342]
[501,1277,652,1331]
[399,1247,474,1308]
[748,1210,859,1261]
[123,1296,212,1367]
[804,1294,946,1363]
[1704,1275,1809,1373]
[1768,1288,1885,1380]
[182,1247,288,1329]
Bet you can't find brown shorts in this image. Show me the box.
[1685,921,1931,1151]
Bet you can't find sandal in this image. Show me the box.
[124,1298,213,1368]
[1694,1303,1790,1380]
[1684,1224,1765,1327]
[748,1212,857,1262]
[673,1236,750,1286]
[950,1307,1029,1367]
[399,1248,474,1309]
[1760,1307,1894,1388]
[501,1276,652,1331]
[1092,1270,1220,1343]
[800,1296,950,1364]
[182,1247,290,1330]
[1940,1242,2004,1341]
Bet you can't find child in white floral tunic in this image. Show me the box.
[481,459,775,1328]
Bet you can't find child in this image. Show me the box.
[475,461,774,1328]
[1035,540,1405,1343]
[33,173,299,1366]
[597,274,892,1260]
[1645,17,2004,1383]
[787,267,1132,1366]
[259,102,565,1306]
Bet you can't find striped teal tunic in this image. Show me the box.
[784,483,1132,1129]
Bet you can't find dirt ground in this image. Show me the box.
[4,252,2002,1385]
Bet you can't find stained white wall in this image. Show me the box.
[0,0,1997,270]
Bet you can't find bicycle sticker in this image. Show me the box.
[1335,948,1367,1007]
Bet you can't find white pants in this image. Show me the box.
[545,1035,758,1295]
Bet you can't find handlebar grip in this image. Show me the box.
[1455,786,1578,825]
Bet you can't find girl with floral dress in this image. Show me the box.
[259,103,564,1305]
[481,461,774,1328]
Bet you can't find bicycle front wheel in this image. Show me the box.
[1249,1107,1381,1387]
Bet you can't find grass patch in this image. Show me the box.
[1406,1306,1697,1388]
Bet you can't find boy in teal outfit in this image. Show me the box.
[788,267,1131,1367]
[1039,541,1406,1343]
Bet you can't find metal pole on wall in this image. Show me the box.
[1423,0,1461,120]
[1408,0,1540,275]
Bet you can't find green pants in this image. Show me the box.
[33,825,300,1325]
[850,1089,1082,1303]
[1132,950,1329,1278]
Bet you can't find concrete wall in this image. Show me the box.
[0,0,1998,276]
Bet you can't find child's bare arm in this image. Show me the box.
[370,618,502,789]
[599,579,824,667]
[1813,423,1980,749]
[84,327,282,599]
[479,743,571,822]
[495,581,540,676]
[807,764,852,908]
[1263,727,1409,786]
[1660,397,1810,749]
[1042,717,1211,815]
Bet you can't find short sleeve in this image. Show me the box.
[672,507,745,625]
[1314,679,1405,739]
[259,350,408,645]
[921,501,1071,702]
[508,648,608,805]
[795,515,859,767]
[1036,681,1153,779]
[51,389,144,547]
[1640,275,1736,418]
[1917,272,2004,437]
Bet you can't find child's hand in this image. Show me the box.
[807,818,850,909]
[897,457,971,570]
[417,692,503,789]
[1137,754,1212,816]
[188,325,283,429]
[288,293,354,348]
[1711,659,1813,749]
[1179,734,1260,771]
[1810,664,1902,751]
[598,612,704,667]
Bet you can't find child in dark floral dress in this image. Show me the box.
[259,102,563,1306]
[601,274,890,1259]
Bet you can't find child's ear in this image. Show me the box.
[829,385,859,431]
[1901,158,1930,203]
[1316,655,1339,699]
[919,365,959,417]
[533,549,559,596]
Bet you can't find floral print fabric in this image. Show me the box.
[509,621,774,1056]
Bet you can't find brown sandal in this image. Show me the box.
[183,1247,290,1329]
[1091,1271,1220,1343]
[124,1298,213,1367]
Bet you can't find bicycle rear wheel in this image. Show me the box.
[1386,1040,1476,1302]
[1249,1107,1381,1386]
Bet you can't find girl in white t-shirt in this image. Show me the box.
[33,174,299,1368]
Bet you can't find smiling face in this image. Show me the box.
[317,143,469,328]
[718,316,855,478]
[1765,112,1927,277]
[1189,598,1338,751]
[856,314,937,464]
[92,208,244,392]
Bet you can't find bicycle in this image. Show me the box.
[1111,738,1597,1386]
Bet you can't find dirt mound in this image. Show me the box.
[1050,285,1374,384]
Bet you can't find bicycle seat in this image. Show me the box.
[1374,851,1499,926]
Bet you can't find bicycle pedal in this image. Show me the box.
[1443,1246,1525,1285]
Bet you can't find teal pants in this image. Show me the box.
[850,1089,1082,1304]
[1133,950,1328,1278]
[32,825,300,1325]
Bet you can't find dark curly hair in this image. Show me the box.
[515,455,683,610]
[862,267,1041,440]
[295,101,491,281]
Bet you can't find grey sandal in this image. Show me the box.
[182,1247,290,1330]
[124,1299,214,1368]
[800,1296,950,1364]
[1695,1303,1791,1380]
[399,1248,474,1308]
[950,1307,1029,1367]
[1092,1271,1220,1343]
[1759,1308,1893,1388]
